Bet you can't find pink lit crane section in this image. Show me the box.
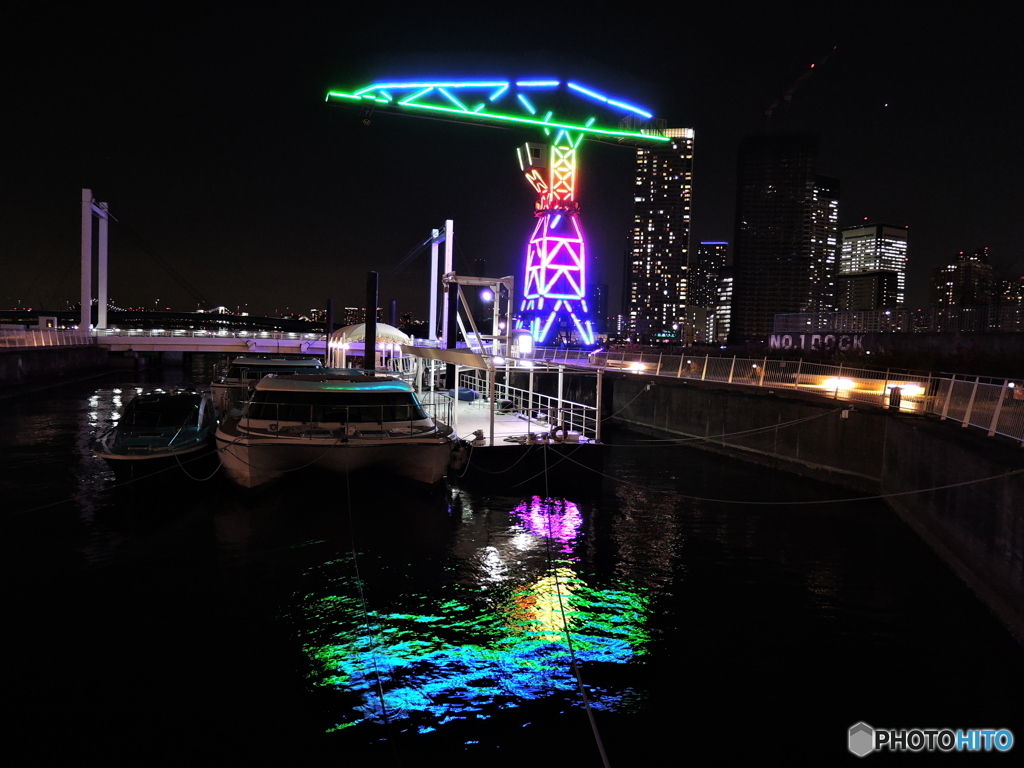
[518,133,591,343]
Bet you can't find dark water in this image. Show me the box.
[4,358,1022,765]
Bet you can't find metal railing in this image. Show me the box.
[97,328,326,341]
[237,397,451,440]
[0,329,95,347]
[457,368,599,439]
[532,347,1024,446]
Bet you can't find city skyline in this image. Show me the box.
[5,6,1021,322]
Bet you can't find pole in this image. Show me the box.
[528,368,534,435]
[429,229,439,341]
[445,277,459,389]
[441,219,454,347]
[557,365,564,430]
[488,365,495,446]
[987,380,1009,437]
[940,373,955,421]
[365,271,378,371]
[962,377,980,427]
[97,203,109,330]
[80,189,93,330]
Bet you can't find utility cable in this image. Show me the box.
[599,409,839,446]
[342,462,403,763]
[552,446,1024,507]
[538,446,612,768]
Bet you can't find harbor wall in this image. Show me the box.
[600,373,1024,640]
[0,345,110,394]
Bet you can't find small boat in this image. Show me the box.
[211,356,323,415]
[215,373,458,490]
[93,388,219,481]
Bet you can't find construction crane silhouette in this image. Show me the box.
[763,46,837,121]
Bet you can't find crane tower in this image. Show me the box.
[327,79,668,345]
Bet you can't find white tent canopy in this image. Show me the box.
[330,322,412,345]
[327,323,413,368]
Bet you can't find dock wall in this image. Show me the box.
[525,370,1024,640]
[0,345,110,394]
[603,374,1024,640]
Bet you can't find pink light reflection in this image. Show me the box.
[512,496,583,554]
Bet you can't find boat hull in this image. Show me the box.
[93,439,218,482]
[215,426,456,490]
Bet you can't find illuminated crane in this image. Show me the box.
[327,79,668,345]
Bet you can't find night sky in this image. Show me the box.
[5,3,1022,319]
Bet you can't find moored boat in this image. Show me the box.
[211,356,323,415]
[93,388,219,481]
[215,373,457,490]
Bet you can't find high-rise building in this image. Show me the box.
[838,223,908,308]
[626,127,695,342]
[730,134,839,341]
[691,242,728,308]
[714,266,734,344]
[690,241,729,344]
[931,248,996,307]
[836,270,900,312]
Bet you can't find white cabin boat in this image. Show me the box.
[215,373,457,490]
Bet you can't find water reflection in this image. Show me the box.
[295,496,649,735]
[511,496,582,555]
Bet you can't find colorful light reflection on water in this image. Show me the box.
[295,498,649,735]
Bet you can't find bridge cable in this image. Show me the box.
[110,217,209,309]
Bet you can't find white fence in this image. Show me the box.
[0,329,95,347]
[533,348,1024,446]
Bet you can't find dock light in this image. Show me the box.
[492,355,506,366]
[888,383,925,397]
[511,329,534,359]
[628,362,646,372]
[823,377,855,390]
[480,288,494,302]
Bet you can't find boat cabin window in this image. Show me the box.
[247,391,428,423]
[123,397,201,429]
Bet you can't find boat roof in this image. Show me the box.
[253,374,414,393]
[228,356,322,368]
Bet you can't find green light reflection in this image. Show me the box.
[295,559,650,734]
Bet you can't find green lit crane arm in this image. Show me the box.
[326,79,669,144]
